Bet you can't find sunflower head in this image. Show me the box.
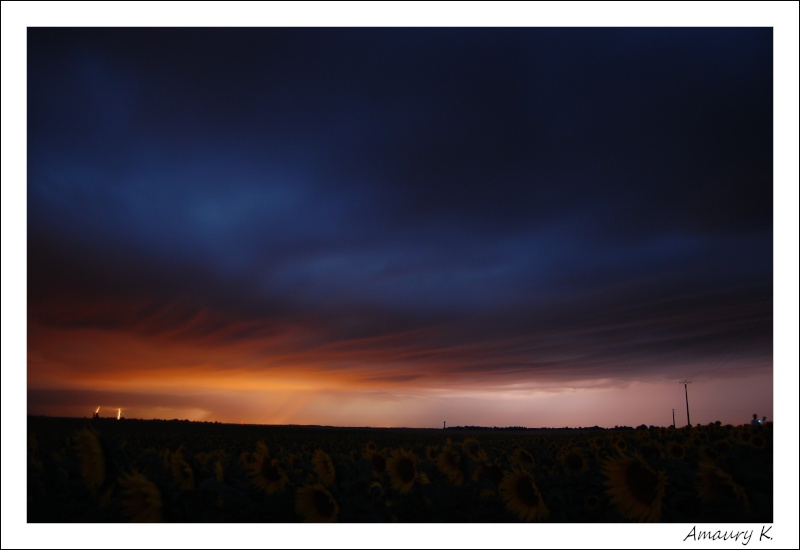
[214,459,225,482]
[602,453,666,522]
[367,480,385,500]
[510,447,535,470]
[387,448,421,494]
[499,468,549,522]
[696,461,751,512]
[118,471,163,522]
[74,427,106,493]
[362,441,378,459]
[436,446,465,486]
[369,450,387,477]
[425,445,440,462]
[170,454,195,491]
[462,438,488,462]
[247,454,289,495]
[312,449,336,486]
[661,440,686,461]
[698,445,719,462]
[558,446,590,475]
[295,484,339,522]
[239,450,253,467]
[255,441,270,458]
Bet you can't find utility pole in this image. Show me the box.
[672,409,676,428]
[680,380,692,427]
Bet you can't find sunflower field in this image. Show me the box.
[27,417,772,523]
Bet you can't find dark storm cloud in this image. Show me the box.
[27,27,772,386]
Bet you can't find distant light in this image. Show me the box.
[117,408,121,420]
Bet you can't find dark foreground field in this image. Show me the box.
[27,416,772,523]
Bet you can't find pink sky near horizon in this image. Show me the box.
[28,377,774,429]
[27,317,774,428]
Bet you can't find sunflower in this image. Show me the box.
[612,437,628,455]
[118,471,163,522]
[362,441,378,459]
[239,450,253,468]
[696,461,750,512]
[425,445,440,462]
[255,441,270,457]
[510,447,535,470]
[247,447,289,495]
[558,447,590,475]
[367,480,385,501]
[602,453,666,522]
[462,438,488,462]
[295,484,339,522]
[661,440,686,460]
[369,450,387,477]
[74,427,106,493]
[698,445,719,462]
[387,448,422,494]
[157,448,170,469]
[170,454,195,491]
[436,446,465,486]
[214,459,225,482]
[312,449,336,486]
[589,436,605,451]
[499,468,549,521]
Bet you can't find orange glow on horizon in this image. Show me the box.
[27,313,773,428]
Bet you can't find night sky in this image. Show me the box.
[24,26,777,428]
